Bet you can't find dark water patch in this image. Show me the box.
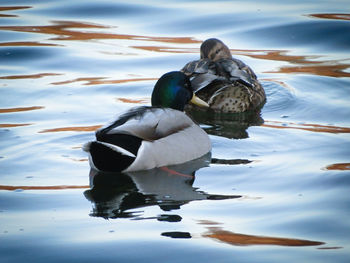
[241,20,350,51]
[0,47,63,64]
[30,1,169,19]
[154,12,276,35]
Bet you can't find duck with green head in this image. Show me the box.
[182,38,266,113]
[84,71,211,173]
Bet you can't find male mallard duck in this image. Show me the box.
[83,71,211,173]
[181,38,266,113]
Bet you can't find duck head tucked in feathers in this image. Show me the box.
[84,71,211,173]
[200,38,232,61]
[182,38,266,113]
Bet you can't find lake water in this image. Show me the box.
[1,0,350,262]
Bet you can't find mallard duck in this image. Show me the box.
[181,38,266,113]
[83,71,211,173]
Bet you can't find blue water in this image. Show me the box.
[1,1,350,262]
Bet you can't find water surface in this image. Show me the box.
[1,1,350,262]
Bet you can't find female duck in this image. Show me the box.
[181,38,266,113]
[84,71,211,173]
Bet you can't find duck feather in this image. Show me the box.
[182,58,255,92]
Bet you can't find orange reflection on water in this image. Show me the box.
[231,49,319,64]
[203,227,324,247]
[39,125,102,133]
[231,49,350,78]
[0,123,32,128]
[51,77,156,86]
[266,63,350,78]
[1,18,348,78]
[0,20,200,43]
[0,73,60,79]
[197,220,223,226]
[324,163,350,171]
[0,106,44,113]
[0,185,89,191]
[0,6,31,17]
[132,45,198,53]
[68,158,88,162]
[263,120,350,134]
[309,13,350,21]
[0,41,60,47]
[117,97,150,104]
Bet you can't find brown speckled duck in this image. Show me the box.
[181,38,266,113]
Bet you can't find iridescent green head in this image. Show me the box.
[152,71,209,111]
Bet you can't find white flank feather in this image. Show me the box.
[85,141,135,158]
[124,120,211,172]
[100,141,136,158]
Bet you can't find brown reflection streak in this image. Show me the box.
[203,227,324,247]
[231,49,320,64]
[309,13,350,21]
[0,123,32,128]
[197,220,223,226]
[318,246,343,250]
[132,45,198,53]
[262,120,350,134]
[266,64,350,78]
[0,106,44,113]
[0,41,59,47]
[70,158,88,162]
[117,98,150,104]
[0,6,31,17]
[39,125,102,133]
[324,163,350,171]
[261,78,294,92]
[0,21,200,43]
[0,73,60,79]
[51,77,156,86]
[231,49,350,78]
[0,185,89,191]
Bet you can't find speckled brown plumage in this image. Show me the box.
[181,38,266,113]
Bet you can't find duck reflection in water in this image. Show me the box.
[84,153,241,220]
[187,107,264,139]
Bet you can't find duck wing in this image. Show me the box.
[96,106,154,141]
[218,58,256,88]
[182,59,224,92]
[96,106,193,143]
[181,58,256,92]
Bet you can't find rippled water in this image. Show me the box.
[1,1,350,262]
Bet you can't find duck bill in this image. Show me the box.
[190,94,209,108]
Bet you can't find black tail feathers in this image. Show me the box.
[87,141,136,172]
